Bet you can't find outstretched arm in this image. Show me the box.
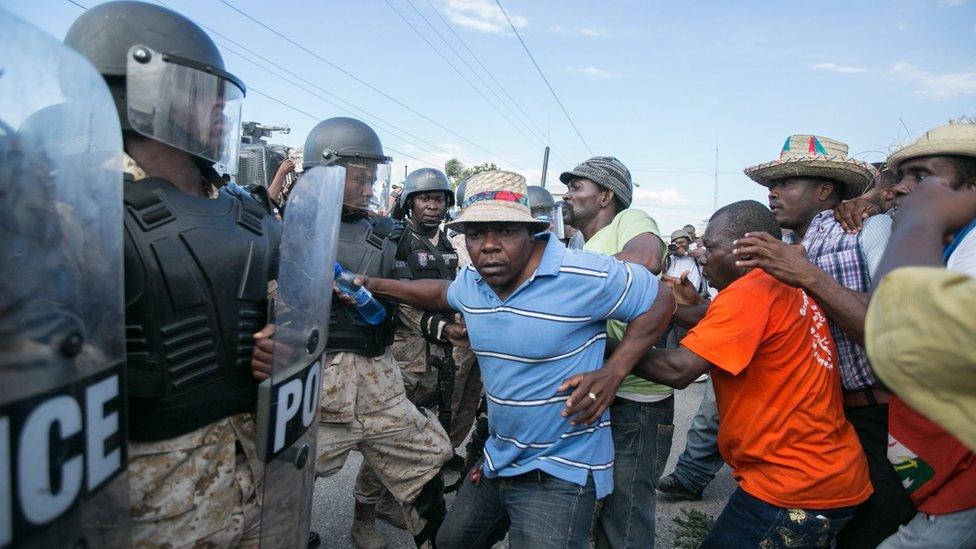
[630,346,713,389]
[558,284,675,425]
[364,277,455,313]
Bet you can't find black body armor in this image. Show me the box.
[328,217,399,357]
[123,178,280,441]
[392,223,459,281]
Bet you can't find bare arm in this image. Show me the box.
[366,278,455,313]
[674,303,708,329]
[559,284,675,424]
[631,346,713,389]
[734,232,868,344]
[615,233,664,275]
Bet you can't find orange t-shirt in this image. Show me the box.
[682,269,872,509]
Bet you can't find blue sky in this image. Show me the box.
[6,0,976,231]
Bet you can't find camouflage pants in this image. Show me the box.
[316,351,452,535]
[128,414,262,548]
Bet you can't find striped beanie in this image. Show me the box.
[559,156,633,209]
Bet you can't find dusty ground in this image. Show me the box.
[309,380,735,548]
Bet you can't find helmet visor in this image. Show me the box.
[531,204,566,239]
[340,158,392,214]
[126,46,244,173]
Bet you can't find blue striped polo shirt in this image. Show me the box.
[447,233,659,498]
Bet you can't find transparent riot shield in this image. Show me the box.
[255,166,343,547]
[0,9,127,548]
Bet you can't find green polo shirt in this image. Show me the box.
[584,208,673,401]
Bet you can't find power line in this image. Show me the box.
[419,0,575,167]
[150,0,453,165]
[494,0,593,156]
[248,87,438,168]
[401,0,546,146]
[217,0,521,169]
[381,0,544,152]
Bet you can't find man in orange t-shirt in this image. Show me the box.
[562,200,872,548]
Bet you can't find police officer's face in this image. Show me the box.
[464,222,534,289]
[343,164,375,210]
[411,191,447,226]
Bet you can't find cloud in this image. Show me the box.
[887,62,976,100]
[565,66,614,79]
[811,61,976,101]
[633,188,687,206]
[443,0,526,34]
[811,62,870,74]
[550,25,607,37]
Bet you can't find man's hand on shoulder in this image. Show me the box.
[732,232,815,288]
[833,191,883,234]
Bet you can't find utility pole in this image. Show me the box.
[404,165,408,179]
[712,146,719,212]
[540,146,550,188]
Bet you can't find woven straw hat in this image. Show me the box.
[887,122,976,172]
[445,170,550,233]
[745,135,877,199]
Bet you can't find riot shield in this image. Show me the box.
[0,9,127,548]
[255,166,343,547]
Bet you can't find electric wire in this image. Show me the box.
[217,0,522,169]
[494,0,593,156]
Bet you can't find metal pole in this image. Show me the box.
[540,146,550,188]
[712,146,719,212]
[404,165,408,179]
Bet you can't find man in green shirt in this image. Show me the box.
[561,156,671,548]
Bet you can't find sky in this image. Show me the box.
[5,0,976,231]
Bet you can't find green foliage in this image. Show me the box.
[443,158,499,189]
[671,507,715,549]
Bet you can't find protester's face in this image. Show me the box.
[411,191,447,226]
[671,237,691,257]
[892,156,968,209]
[562,178,608,228]
[767,177,834,230]
[700,217,745,291]
[465,222,534,289]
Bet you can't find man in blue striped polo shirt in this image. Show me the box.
[356,171,673,548]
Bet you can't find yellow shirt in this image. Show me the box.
[866,267,976,453]
[584,209,671,399]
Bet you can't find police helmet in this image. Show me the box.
[301,117,391,170]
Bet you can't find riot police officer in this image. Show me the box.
[527,184,566,238]
[295,118,452,549]
[353,168,466,538]
[64,2,279,545]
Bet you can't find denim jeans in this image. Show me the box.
[672,376,724,493]
[596,396,674,549]
[702,488,857,549]
[878,507,976,549]
[436,470,597,549]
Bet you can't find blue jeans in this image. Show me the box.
[672,376,724,493]
[702,488,857,549]
[437,470,597,549]
[596,396,674,549]
[878,507,976,548]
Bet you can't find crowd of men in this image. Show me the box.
[3,1,976,548]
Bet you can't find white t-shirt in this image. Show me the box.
[666,255,705,293]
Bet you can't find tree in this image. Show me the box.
[444,159,498,190]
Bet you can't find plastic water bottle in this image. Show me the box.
[333,263,387,325]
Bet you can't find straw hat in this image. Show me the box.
[745,135,877,199]
[445,170,550,233]
[887,122,976,172]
